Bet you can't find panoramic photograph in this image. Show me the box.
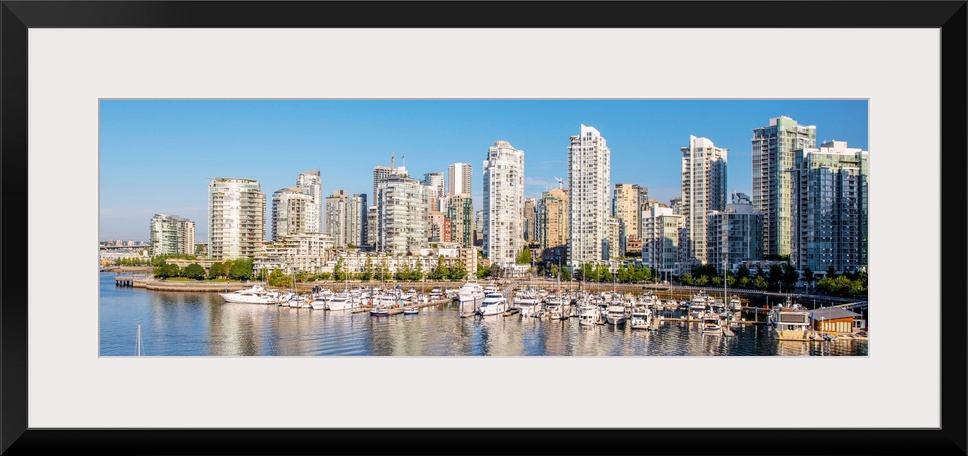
[99,99,869,356]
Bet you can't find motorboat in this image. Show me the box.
[219,285,283,305]
[325,292,357,311]
[476,292,509,316]
[768,296,812,341]
[701,313,723,334]
[513,289,542,317]
[403,306,419,315]
[605,302,628,326]
[577,303,603,326]
[457,281,485,317]
[629,305,653,330]
[689,292,709,319]
[729,296,742,312]
[544,294,570,320]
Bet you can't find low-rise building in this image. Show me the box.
[809,307,862,334]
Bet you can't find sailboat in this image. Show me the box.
[722,210,740,334]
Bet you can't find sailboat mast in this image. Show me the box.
[136,323,143,356]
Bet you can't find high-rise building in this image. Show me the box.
[447,162,472,196]
[373,155,408,207]
[377,175,428,255]
[707,193,764,274]
[539,188,569,251]
[208,177,265,260]
[149,214,195,256]
[568,124,611,268]
[272,187,314,241]
[752,116,817,258]
[428,211,445,243]
[423,172,446,212]
[680,135,728,267]
[792,140,868,274]
[325,190,367,247]
[523,198,538,242]
[473,210,484,246]
[446,194,474,248]
[613,183,648,249]
[366,206,378,247]
[606,216,624,259]
[295,170,322,233]
[483,140,525,267]
[641,206,682,281]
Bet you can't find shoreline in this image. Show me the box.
[106,273,865,310]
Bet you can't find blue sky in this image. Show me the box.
[99,99,868,242]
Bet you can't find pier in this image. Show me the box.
[115,274,147,288]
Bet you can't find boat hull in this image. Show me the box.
[774,329,811,341]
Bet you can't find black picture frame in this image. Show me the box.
[2,1,965,455]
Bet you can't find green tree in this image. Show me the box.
[679,273,693,286]
[333,257,346,282]
[559,267,572,282]
[183,263,206,280]
[738,276,751,289]
[711,276,722,287]
[448,260,467,280]
[430,256,446,281]
[617,265,631,283]
[489,263,502,279]
[737,264,750,282]
[695,275,709,287]
[222,260,235,278]
[782,263,799,291]
[516,246,532,265]
[476,263,489,279]
[802,267,815,292]
[379,258,390,282]
[154,263,181,279]
[580,263,596,283]
[753,275,769,290]
[228,258,253,281]
[768,264,783,291]
[396,261,412,281]
[268,269,290,288]
[208,262,225,280]
[596,264,611,283]
[361,256,374,281]
[826,265,838,279]
[412,261,424,281]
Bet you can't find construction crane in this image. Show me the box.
[554,177,564,190]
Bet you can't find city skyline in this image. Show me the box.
[99,99,868,242]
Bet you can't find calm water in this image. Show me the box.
[99,272,868,356]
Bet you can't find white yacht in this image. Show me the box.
[325,292,357,311]
[701,313,722,334]
[476,292,508,316]
[219,285,282,305]
[544,294,570,320]
[768,297,812,341]
[689,292,709,319]
[605,301,628,326]
[577,302,603,326]
[513,289,542,317]
[457,281,485,317]
[629,305,653,330]
[729,296,742,312]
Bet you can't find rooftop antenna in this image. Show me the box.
[391,153,395,169]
